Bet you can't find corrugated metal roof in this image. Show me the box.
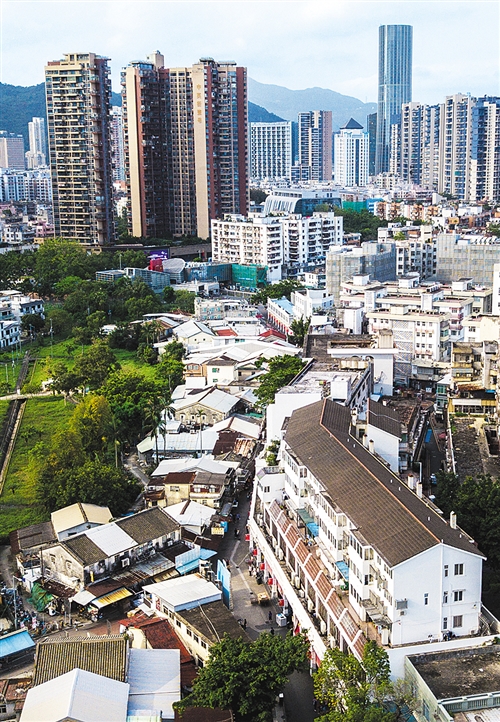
[143,574,221,612]
[0,630,34,659]
[85,524,136,557]
[127,648,180,719]
[91,587,132,610]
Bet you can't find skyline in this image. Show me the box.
[1,1,499,105]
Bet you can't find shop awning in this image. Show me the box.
[71,590,96,607]
[335,561,349,582]
[90,587,132,609]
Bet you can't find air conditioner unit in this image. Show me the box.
[294,575,301,589]
[399,610,406,616]
[278,548,284,561]
[121,558,130,568]
[257,514,263,527]
[320,620,327,635]
[307,599,315,613]
[298,589,305,598]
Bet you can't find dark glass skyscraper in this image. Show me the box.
[375,25,413,175]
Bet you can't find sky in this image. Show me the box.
[1,0,499,104]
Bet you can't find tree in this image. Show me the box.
[250,188,268,204]
[39,456,139,516]
[69,394,112,457]
[164,289,196,314]
[290,317,310,347]
[99,370,166,445]
[20,313,45,335]
[254,355,304,407]
[314,643,396,722]
[48,362,81,402]
[252,280,303,305]
[73,340,120,390]
[333,208,387,242]
[174,632,309,722]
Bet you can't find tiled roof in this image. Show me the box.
[367,399,401,438]
[33,635,128,686]
[176,601,250,645]
[62,534,104,566]
[285,399,484,567]
[10,521,56,554]
[115,507,179,545]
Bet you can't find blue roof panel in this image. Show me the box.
[0,630,35,659]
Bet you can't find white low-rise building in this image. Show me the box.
[250,399,486,670]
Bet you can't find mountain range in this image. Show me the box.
[248,78,376,130]
[0,78,376,147]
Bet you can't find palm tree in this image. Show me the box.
[144,398,163,466]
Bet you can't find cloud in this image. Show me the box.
[0,0,498,104]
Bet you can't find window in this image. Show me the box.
[443,617,448,630]
[193,634,199,643]
[443,592,448,604]
[422,700,430,721]
[454,563,464,576]
[186,629,192,637]
[453,615,463,628]
[176,619,181,628]
[444,565,449,577]
[424,593,429,606]
[453,590,463,602]
[201,640,207,649]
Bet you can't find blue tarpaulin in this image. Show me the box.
[0,630,35,660]
[335,561,350,582]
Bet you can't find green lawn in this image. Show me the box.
[0,400,10,430]
[27,339,157,388]
[0,396,75,541]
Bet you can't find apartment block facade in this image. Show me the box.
[249,400,484,666]
[334,119,369,187]
[45,53,115,244]
[297,110,332,181]
[250,121,292,181]
[211,211,343,279]
[122,53,248,240]
[0,132,25,170]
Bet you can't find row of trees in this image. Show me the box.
[174,633,412,722]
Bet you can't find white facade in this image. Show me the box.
[334,120,369,186]
[250,399,485,670]
[211,215,283,281]
[211,212,343,277]
[291,288,334,319]
[281,213,343,266]
[250,122,292,181]
[367,308,450,383]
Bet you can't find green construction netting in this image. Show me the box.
[28,582,54,612]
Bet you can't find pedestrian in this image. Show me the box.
[236,513,240,522]
[268,610,273,622]
[270,626,274,636]
[243,618,247,630]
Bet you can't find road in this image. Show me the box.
[216,488,318,722]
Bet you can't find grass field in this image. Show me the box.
[27,339,157,388]
[0,396,75,541]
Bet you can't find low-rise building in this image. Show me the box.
[41,507,181,592]
[250,399,486,671]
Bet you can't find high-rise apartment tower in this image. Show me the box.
[334,119,369,186]
[0,133,25,170]
[123,53,248,240]
[297,110,332,181]
[375,25,413,175]
[250,122,292,181]
[45,53,114,244]
[26,117,47,168]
